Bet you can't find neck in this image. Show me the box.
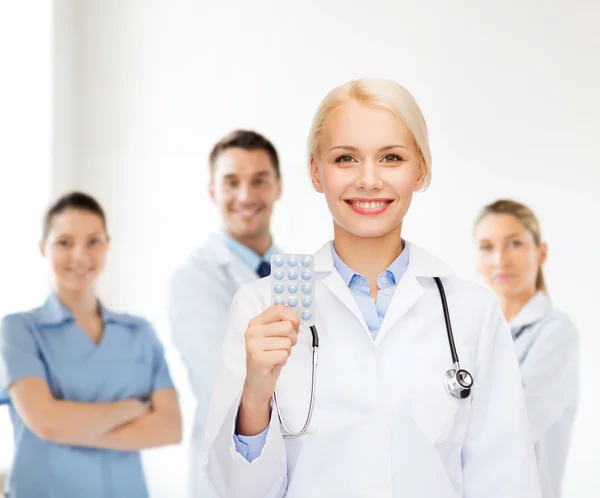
[498,287,537,323]
[333,224,404,286]
[54,285,99,319]
[227,229,272,257]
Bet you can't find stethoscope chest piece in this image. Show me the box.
[444,366,473,399]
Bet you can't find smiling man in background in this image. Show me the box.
[167,129,283,497]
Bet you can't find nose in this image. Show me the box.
[355,162,383,191]
[71,244,90,262]
[235,182,252,203]
[492,247,509,266]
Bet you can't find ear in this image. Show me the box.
[310,156,324,193]
[414,157,427,191]
[208,182,216,203]
[39,241,46,258]
[538,242,548,266]
[275,177,283,201]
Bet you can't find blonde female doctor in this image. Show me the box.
[202,78,542,498]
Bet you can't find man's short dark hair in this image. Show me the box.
[209,130,280,179]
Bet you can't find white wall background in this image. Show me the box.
[2,0,597,496]
[0,1,53,475]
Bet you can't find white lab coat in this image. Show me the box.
[167,233,269,498]
[203,240,542,498]
[509,291,579,498]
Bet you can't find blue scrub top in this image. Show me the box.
[0,294,175,498]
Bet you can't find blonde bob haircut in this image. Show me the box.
[307,78,433,190]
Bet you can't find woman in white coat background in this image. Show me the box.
[474,199,579,498]
[202,78,542,497]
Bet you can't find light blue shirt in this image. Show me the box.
[233,243,410,462]
[0,294,174,498]
[331,243,409,335]
[217,232,278,274]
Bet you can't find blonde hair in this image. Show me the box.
[475,199,548,294]
[307,78,433,189]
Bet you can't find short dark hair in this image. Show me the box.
[208,129,280,179]
[42,191,107,241]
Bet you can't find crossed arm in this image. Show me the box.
[9,377,181,450]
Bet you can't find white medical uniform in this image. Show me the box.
[167,232,279,497]
[203,240,542,498]
[509,291,579,498]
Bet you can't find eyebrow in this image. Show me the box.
[329,144,408,152]
[55,231,103,238]
[223,170,273,179]
[477,232,524,242]
[253,170,273,177]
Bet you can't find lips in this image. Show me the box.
[69,268,93,278]
[344,198,394,215]
[493,273,516,283]
[233,206,263,221]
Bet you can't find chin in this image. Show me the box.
[235,222,268,240]
[493,283,522,297]
[60,277,96,293]
[336,219,401,240]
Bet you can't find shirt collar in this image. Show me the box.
[37,293,131,327]
[509,291,552,330]
[217,231,278,272]
[331,240,410,287]
[314,239,453,278]
[37,293,72,326]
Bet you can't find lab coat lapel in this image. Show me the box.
[509,291,552,330]
[203,234,258,287]
[375,272,424,344]
[376,241,455,344]
[227,254,259,286]
[322,271,371,332]
[313,242,371,332]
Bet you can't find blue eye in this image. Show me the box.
[383,154,402,162]
[335,155,354,163]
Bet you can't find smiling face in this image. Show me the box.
[475,212,547,298]
[41,208,109,294]
[210,147,282,245]
[310,100,427,240]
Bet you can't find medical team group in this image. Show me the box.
[0,78,578,498]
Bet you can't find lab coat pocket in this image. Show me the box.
[409,344,473,443]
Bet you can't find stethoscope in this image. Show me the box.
[272,276,474,439]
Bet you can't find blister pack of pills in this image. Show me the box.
[270,254,315,325]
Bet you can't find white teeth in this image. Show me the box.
[351,201,388,209]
